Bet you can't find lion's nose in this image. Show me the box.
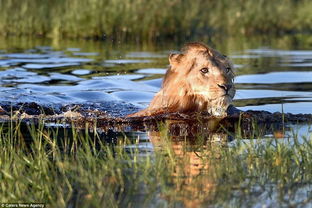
[217,84,232,92]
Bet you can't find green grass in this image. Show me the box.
[0,0,311,41]
[0,119,312,207]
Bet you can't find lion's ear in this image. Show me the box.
[169,53,183,67]
[207,49,214,57]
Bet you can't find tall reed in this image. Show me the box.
[0,0,311,41]
[0,119,311,207]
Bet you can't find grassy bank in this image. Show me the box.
[0,0,311,41]
[0,120,312,207]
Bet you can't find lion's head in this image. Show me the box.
[128,42,235,117]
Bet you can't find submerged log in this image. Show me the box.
[0,103,311,139]
[0,103,311,124]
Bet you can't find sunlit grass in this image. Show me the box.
[0,119,312,207]
[0,0,311,41]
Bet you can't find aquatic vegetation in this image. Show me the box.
[0,0,311,41]
[0,119,311,207]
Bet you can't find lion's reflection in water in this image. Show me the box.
[147,119,232,207]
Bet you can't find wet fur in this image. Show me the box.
[127,42,235,117]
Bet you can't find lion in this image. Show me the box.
[127,42,235,117]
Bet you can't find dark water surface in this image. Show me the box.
[1,36,312,207]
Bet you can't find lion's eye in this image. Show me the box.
[200,68,209,74]
[226,67,231,73]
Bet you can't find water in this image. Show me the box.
[0,36,312,207]
[0,36,311,145]
[233,48,312,114]
[0,37,311,115]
